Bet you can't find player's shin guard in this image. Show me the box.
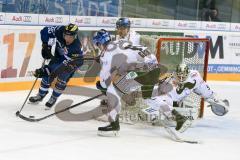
[29,79,49,103]
[45,78,66,109]
[39,79,50,96]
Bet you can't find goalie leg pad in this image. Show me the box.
[178,119,192,133]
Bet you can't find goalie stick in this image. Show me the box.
[157,110,200,144]
[17,93,104,122]
[142,106,199,144]
[160,121,200,144]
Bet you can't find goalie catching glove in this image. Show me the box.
[205,94,229,116]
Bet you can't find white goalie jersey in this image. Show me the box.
[168,70,214,103]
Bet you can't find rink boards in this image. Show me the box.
[0,25,240,91]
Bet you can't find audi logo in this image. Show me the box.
[23,16,32,22]
[0,15,3,21]
[55,17,63,23]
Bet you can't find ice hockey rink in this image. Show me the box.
[0,81,240,160]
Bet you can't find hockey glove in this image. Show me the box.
[33,66,51,78]
[41,43,52,59]
[62,57,83,72]
[96,81,107,95]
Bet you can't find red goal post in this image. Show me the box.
[156,37,210,118]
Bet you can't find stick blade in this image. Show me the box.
[17,113,40,122]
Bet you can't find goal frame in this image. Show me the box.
[156,37,210,118]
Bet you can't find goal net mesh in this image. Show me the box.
[120,36,209,124]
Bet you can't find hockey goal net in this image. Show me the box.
[119,37,209,124]
[156,37,210,118]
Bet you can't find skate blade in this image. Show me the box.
[44,107,52,110]
[27,101,40,105]
[178,120,192,133]
[97,130,119,137]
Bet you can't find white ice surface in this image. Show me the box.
[0,81,240,160]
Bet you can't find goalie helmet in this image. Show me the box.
[64,23,78,38]
[116,17,131,29]
[93,29,111,46]
[175,63,189,83]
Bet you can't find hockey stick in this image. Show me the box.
[83,56,99,61]
[17,93,104,122]
[157,111,200,144]
[16,59,46,117]
[160,121,200,144]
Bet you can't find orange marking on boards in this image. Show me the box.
[0,77,99,91]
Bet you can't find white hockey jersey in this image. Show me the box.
[116,30,140,46]
[99,40,157,89]
[168,70,213,102]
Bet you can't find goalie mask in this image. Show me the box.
[175,63,189,83]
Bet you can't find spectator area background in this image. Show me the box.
[0,0,239,22]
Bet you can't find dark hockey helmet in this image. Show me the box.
[64,23,78,37]
[93,29,111,46]
[116,17,131,29]
[176,63,189,83]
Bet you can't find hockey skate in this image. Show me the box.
[98,115,120,136]
[45,96,57,110]
[29,92,48,103]
[172,109,192,133]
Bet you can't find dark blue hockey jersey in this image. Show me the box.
[40,26,83,62]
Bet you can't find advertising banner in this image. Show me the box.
[174,20,201,30]
[5,13,39,25]
[0,12,5,24]
[96,16,117,27]
[147,19,175,29]
[184,31,240,74]
[38,14,69,26]
[0,27,42,82]
[129,18,146,28]
[201,21,231,31]
[230,23,240,32]
[70,16,97,27]
[0,27,98,84]
[1,24,240,91]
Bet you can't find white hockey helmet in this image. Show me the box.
[175,63,189,83]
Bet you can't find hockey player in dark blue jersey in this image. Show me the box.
[29,23,83,109]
